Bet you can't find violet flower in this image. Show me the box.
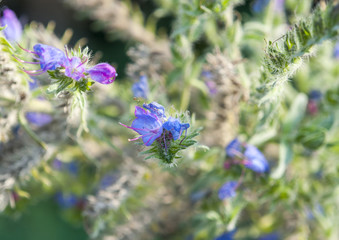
[33,44,68,72]
[132,75,149,99]
[120,106,163,146]
[21,44,117,85]
[25,112,53,127]
[225,138,242,158]
[218,181,238,200]
[64,56,86,81]
[214,229,237,240]
[243,145,269,173]
[253,0,271,13]
[87,63,117,84]
[0,8,22,42]
[334,41,339,59]
[55,192,78,208]
[163,117,190,141]
[258,232,280,240]
[143,102,166,119]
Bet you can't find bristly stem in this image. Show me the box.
[18,111,47,150]
[259,3,339,104]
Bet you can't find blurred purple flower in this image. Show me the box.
[218,181,238,200]
[143,102,166,119]
[190,189,210,203]
[225,138,242,158]
[99,173,119,189]
[28,77,39,90]
[25,112,53,127]
[201,71,217,96]
[214,229,237,240]
[132,75,149,99]
[258,232,280,240]
[0,8,22,42]
[55,192,78,208]
[253,0,271,13]
[87,63,117,84]
[163,117,190,141]
[308,90,322,101]
[67,161,79,175]
[334,41,339,59]
[274,0,285,13]
[52,158,64,170]
[64,56,86,81]
[205,80,218,96]
[244,145,269,173]
[120,106,163,146]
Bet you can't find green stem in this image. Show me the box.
[18,111,47,150]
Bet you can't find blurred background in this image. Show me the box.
[1,0,125,239]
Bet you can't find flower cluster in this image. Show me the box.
[218,138,269,200]
[120,102,189,146]
[120,102,196,165]
[20,44,117,86]
[225,138,269,173]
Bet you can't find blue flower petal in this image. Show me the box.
[218,181,237,200]
[0,9,22,42]
[214,229,237,240]
[33,44,67,71]
[25,112,53,127]
[244,145,269,173]
[132,75,149,99]
[225,138,242,158]
[163,117,190,140]
[143,102,166,118]
[87,63,117,84]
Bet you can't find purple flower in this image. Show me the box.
[132,75,149,99]
[28,77,39,90]
[253,0,271,13]
[190,189,210,203]
[205,80,218,95]
[33,44,67,71]
[334,41,339,59]
[0,8,22,42]
[99,173,119,189]
[52,158,64,170]
[258,232,280,240]
[163,117,190,141]
[225,138,242,158]
[218,181,238,200]
[55,192,78,208]
[143,102,166,119]
[64,56,86,81]
[243,145,269,173]
[274,0,285,13]
[67,161,79,175]
[308,90,322,101]
[25,112,53,127]
[87,63,117,84]
[214,229,237,240]
[120,106,163,146]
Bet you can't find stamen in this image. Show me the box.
[12,55,39,64]
[22,69,44,76]
[119,122,151,132]
[128,135,143,142]
[17,44,37,54]
[179,129,187,145]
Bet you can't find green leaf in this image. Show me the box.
[271,141,293,179]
